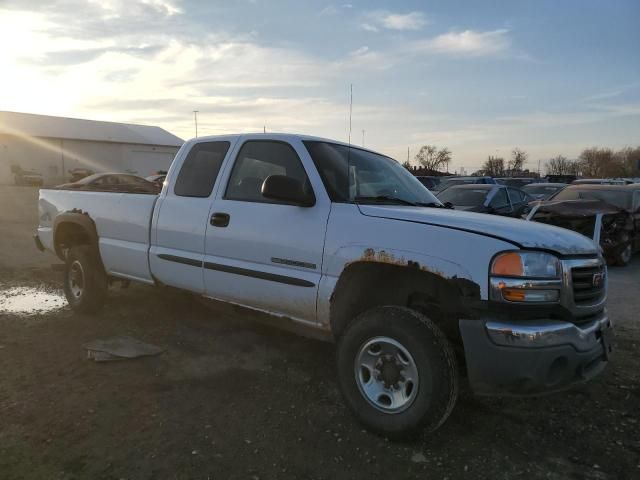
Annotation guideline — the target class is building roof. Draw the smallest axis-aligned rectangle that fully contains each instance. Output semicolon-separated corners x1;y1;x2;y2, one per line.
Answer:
0;111;183;147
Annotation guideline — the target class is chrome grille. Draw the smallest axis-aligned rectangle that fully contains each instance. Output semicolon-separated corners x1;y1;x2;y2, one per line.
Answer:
571;264;606;306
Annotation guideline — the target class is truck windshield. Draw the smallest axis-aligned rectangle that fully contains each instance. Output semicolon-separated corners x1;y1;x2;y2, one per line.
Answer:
304;141;442;206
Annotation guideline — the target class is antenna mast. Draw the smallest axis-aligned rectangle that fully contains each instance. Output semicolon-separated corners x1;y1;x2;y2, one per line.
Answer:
348;84;353;145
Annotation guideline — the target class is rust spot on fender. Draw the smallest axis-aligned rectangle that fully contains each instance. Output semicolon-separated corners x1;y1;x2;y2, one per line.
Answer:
358;248;445;276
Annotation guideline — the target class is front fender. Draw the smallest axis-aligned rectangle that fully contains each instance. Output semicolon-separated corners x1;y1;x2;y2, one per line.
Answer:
316;244;477;329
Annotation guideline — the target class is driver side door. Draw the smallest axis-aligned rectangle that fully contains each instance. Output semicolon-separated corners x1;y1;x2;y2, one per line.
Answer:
202;138;331;324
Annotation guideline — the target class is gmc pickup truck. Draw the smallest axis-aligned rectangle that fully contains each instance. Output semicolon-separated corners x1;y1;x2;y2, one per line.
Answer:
35;134;612;438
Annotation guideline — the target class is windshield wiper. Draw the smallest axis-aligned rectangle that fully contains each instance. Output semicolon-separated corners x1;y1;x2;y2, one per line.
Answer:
415;201;451;209
354;195;418;206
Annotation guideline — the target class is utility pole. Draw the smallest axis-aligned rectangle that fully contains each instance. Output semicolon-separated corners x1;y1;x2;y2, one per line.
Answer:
263;125;266;133
362;130;365;147
193;110;199;138
407;147;410;164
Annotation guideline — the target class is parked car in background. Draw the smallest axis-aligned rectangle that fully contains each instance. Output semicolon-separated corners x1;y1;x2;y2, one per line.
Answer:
436;184;532;217
528;184;640;266
68;168;94;182
415;176;441;190
146;173;167;186
56;173;160;194
496;177;538;188
546;174;577;184
572;178;632;185
430;176;496;192
12;166;44;186
522;182;567;200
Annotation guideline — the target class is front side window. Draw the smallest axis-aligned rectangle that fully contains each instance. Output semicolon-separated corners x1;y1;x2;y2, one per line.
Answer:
225;141;311;203
304;141;441;206
174;141;230;197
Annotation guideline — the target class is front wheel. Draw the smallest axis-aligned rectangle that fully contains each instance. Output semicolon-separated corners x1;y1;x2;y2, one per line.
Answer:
63;245;107;313
336;306;458;439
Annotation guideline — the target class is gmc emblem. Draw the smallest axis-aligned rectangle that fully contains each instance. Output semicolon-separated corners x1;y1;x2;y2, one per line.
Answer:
592;272;605;288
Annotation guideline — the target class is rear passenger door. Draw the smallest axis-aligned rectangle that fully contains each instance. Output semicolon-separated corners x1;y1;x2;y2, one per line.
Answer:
507;188;528;216
203;138;331;324
488;188;513;215
150;140;234;293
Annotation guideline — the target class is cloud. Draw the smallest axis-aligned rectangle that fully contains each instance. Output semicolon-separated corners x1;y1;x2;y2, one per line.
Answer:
362;10;428;32
414;29;510;56
319;3;353;16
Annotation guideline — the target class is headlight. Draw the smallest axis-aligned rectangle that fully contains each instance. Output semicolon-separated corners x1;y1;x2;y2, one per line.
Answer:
491;251;560;278
490;251;562;303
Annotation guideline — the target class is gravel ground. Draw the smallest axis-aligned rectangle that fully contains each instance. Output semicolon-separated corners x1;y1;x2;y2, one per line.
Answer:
0;185;639;480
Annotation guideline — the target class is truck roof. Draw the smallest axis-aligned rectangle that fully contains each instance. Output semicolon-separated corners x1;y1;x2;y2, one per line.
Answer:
187;133;390;157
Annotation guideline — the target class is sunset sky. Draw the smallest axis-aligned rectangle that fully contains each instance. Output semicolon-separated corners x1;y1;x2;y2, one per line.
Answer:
1;0;638;172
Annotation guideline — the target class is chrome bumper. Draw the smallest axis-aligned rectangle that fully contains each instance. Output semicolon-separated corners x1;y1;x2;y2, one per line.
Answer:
459;309;611;396
485;310;611;352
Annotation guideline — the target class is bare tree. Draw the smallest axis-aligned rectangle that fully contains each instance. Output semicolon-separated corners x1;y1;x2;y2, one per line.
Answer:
508;148;528;174
481;156;505;177
414;145;452;172
546;155;580;175
614;146;640;176
579;147;616;177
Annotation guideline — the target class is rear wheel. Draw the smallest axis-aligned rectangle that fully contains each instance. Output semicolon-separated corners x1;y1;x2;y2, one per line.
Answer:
63;245;107;313
336;306;458;439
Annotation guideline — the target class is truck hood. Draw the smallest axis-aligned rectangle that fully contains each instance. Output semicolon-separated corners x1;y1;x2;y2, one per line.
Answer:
358;205;598;256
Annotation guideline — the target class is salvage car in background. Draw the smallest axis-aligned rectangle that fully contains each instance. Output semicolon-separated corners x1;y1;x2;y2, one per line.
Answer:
572;178;632;185
68;168;95;182
496;177;537;188
146;172;168;186
522;182;566;200
436;184;532;217
528;184;640;266
430;176;496;192
415;175;441;190
56;173;160;194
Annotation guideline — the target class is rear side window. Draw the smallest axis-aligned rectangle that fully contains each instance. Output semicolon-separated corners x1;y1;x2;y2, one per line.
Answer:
490;188;509;207
225;141;311;203
174;141;230;197
507;188;526;204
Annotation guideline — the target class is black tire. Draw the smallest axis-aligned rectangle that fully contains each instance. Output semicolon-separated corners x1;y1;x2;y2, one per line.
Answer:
336;306;458;439
63;245;108;313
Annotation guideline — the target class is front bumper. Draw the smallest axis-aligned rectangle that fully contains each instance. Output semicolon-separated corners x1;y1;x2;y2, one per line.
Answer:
459;309;611;396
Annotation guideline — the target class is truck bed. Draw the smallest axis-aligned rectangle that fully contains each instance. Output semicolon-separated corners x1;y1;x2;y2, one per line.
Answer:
38;189;158;283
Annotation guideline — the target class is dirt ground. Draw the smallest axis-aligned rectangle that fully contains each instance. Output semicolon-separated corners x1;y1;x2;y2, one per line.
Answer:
1;185;639;480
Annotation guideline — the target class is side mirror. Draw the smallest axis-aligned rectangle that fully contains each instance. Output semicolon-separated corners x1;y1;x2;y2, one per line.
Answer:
261;175;315;207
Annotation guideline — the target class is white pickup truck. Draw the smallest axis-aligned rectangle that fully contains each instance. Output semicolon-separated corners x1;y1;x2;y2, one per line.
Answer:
36;134;612;438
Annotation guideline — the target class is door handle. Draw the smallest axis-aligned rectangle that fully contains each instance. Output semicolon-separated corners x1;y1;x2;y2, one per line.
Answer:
210;212;230;227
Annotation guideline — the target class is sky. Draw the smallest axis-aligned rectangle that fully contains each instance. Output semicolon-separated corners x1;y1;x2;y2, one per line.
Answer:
0;0;638;172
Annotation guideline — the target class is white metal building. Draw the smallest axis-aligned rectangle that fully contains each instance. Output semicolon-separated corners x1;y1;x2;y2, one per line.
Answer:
0;111;183;185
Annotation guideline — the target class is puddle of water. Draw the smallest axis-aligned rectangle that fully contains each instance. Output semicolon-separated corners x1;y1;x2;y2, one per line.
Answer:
0;286;67;315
